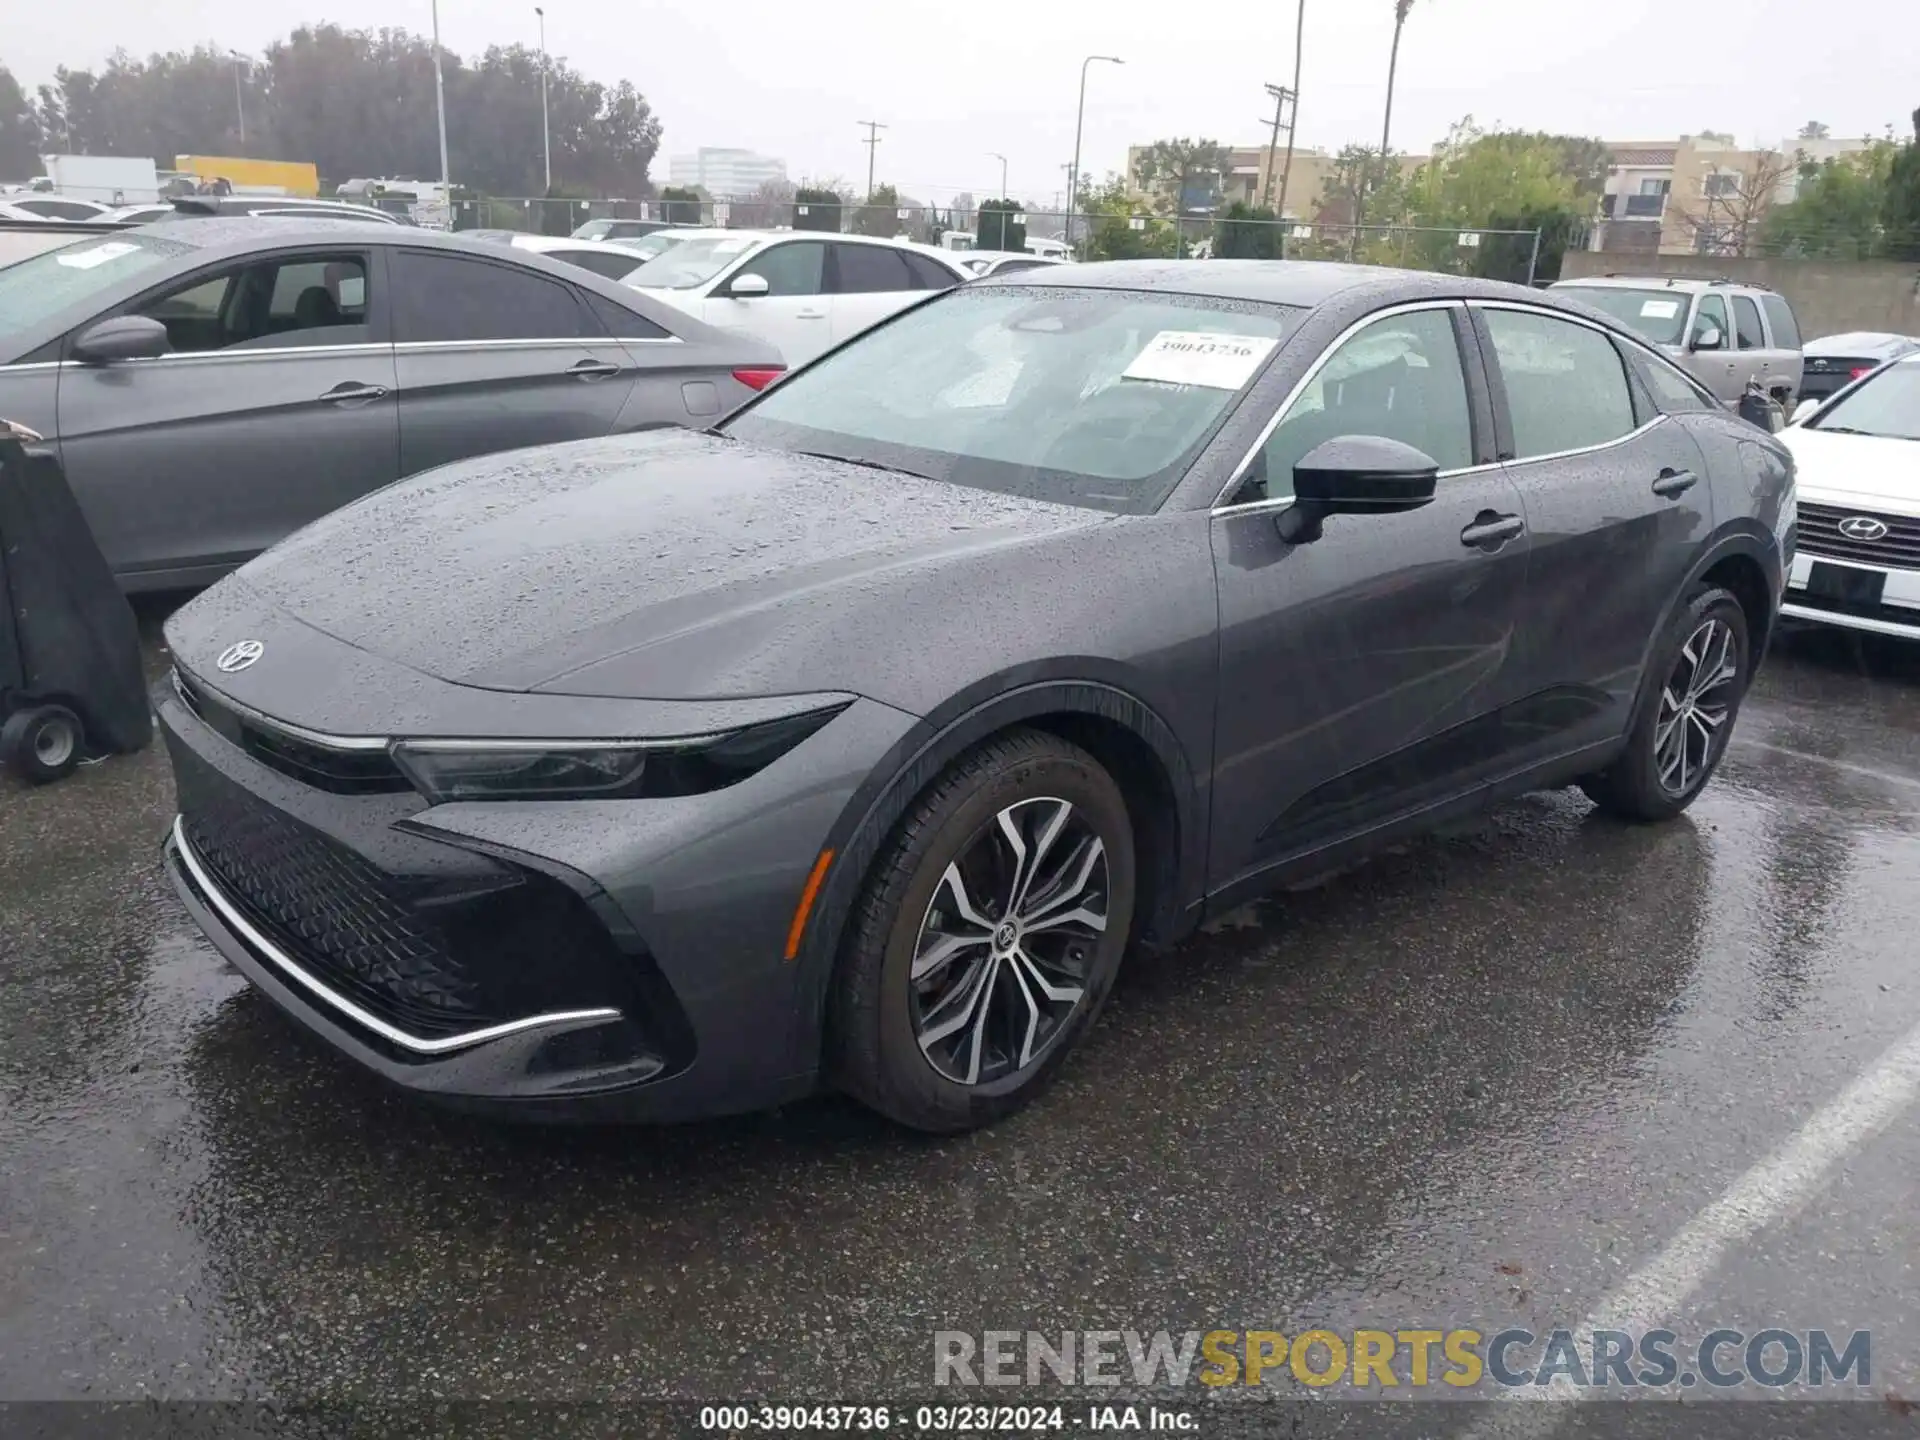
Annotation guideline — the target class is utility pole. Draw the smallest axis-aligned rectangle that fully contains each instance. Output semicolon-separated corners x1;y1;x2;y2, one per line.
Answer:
857;120;888;200
431;0;452;200
1275;0;1306;230
535;7;551;194
1259;83;1294;209
988;151;1008;199
228;52;247;146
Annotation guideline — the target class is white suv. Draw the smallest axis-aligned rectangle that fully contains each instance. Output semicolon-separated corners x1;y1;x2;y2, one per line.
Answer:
1778;353;1920;640
622;231;967;366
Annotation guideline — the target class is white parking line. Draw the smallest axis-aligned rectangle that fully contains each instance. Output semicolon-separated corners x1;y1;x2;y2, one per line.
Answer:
1463;1016;1920;1435
1731;735;1920;794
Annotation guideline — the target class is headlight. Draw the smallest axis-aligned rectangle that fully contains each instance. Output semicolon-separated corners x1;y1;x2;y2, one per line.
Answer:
390;707;845;803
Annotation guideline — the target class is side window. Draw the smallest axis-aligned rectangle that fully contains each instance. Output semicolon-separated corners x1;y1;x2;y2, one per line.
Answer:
1693;293;1730;349
1634;350;1719;413
735;241;826;297
133;255;370;353
901;251;963;290
831;243;915;295
1760;293;1801;349
583;290;671;341
1731;295;1765;350
1483;308;1636;459
1237;307;1472;504
388;250;591;342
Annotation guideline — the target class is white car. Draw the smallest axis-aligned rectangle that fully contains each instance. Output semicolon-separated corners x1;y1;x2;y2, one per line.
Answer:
949;249;1066;278
0;201;54;223
88;204;178;225
622;230;968;366
1779;352;1920;640
3;195;112;222
468;231;648;282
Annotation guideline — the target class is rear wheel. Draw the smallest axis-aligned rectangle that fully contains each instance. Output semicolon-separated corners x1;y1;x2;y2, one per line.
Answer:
1581;586;1749;821
1;704;84;785
831;729;1135;1132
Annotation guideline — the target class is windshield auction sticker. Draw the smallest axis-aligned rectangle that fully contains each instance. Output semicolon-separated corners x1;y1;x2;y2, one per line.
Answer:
1122;331;1278;390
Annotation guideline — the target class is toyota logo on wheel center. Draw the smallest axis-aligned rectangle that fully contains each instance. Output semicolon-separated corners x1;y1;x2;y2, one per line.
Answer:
1836;516;1890;542
215;639;265;673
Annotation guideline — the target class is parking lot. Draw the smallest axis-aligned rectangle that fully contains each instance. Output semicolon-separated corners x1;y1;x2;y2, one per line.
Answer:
3;610;1919;1430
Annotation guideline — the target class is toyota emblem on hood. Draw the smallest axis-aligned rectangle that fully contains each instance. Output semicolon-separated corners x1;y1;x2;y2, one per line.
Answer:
215;640;265;673
1837;516;1890;542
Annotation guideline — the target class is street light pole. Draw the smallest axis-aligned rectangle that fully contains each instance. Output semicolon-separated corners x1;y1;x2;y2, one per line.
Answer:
535;6;551;193
228;51;246;146
431;0;452;200
988;151;1007;198
1066;54;1122;246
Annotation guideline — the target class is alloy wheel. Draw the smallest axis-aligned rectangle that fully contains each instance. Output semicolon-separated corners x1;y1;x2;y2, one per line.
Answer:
1654;617;1740;796
909;796;1110;1087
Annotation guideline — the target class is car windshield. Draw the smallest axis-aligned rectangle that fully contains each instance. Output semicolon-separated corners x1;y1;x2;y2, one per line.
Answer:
1556;286;1691;346
624;236;762;289
0;232;193;343
571;219;613;240
723;285;1306;512
1805;360;1920;441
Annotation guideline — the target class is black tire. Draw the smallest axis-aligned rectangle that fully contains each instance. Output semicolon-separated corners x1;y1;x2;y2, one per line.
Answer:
1581;586;1750;822
1;704;84;785
830;728;1136;1133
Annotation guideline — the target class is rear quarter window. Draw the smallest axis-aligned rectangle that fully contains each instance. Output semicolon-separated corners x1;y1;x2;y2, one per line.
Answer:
1759;293;1801;349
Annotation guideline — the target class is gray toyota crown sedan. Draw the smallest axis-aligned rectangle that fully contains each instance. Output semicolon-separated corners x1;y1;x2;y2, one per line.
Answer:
156;260;1794;1132
0;219;781;591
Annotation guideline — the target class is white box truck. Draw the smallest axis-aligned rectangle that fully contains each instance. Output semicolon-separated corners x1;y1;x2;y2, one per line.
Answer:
43;155;162;205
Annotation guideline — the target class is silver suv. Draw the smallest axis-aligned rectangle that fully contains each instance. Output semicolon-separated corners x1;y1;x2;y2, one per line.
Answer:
1549;275;1803;407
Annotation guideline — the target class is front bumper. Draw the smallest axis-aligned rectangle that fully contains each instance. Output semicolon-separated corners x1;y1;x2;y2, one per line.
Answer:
156;667;919;1121
1781;504;1920;642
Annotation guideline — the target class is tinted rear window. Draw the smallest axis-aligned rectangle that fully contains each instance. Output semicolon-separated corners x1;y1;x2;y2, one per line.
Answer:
389;250;592;342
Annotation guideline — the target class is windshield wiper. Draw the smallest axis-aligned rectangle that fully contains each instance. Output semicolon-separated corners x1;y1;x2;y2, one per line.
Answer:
1813;425;1914;440
792;449;934;481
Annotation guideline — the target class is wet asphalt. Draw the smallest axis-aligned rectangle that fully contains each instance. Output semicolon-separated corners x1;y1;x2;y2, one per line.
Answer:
3;609;1920;1434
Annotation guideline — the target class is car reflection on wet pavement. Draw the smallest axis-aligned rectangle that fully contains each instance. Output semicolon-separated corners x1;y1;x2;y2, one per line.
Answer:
2;612;1918;1425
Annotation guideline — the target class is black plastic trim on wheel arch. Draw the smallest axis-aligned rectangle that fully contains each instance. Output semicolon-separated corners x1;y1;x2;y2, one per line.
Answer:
788;680;1196;1069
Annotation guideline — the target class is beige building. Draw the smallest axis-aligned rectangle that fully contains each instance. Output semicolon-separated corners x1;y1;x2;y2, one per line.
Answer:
1589;133;1876;257
1123;143;1426;223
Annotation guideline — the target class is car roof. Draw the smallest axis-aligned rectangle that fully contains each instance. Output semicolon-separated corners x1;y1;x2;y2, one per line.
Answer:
1804;331;1920;356
983;258;1567;310
1552;274;1777;297
508;233;644;256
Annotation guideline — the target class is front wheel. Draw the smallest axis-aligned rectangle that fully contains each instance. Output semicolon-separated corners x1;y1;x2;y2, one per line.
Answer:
830;729;1136;1133
1581;586;1750;822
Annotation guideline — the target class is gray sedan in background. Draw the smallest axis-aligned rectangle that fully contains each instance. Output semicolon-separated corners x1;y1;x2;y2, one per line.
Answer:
0;219;782;591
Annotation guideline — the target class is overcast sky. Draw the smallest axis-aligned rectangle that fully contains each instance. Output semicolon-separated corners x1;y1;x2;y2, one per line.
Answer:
8;0;1913;205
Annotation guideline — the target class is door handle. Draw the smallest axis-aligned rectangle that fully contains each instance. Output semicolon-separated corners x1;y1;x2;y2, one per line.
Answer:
567;359;622;381
318;382;389;405
1460;512;1525;549
1652;467;1699;498
796;309;828;320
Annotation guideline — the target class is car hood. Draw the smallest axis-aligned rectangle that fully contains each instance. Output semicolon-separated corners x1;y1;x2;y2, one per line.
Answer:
1780;425;1920;516
228;429;1104;698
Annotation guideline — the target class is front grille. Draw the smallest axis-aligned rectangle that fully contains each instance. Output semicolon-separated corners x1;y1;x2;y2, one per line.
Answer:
181;791;498;1038
1795;502;1920;570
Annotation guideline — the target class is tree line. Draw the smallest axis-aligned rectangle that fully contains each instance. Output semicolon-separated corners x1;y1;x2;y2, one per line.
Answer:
0;24;662;198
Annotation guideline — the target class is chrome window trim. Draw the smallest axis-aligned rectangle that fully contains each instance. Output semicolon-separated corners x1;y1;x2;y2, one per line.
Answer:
1211;299;1470;514
169;817;622;1055
392;336;679;351
172;666;390;752
108;342;391;365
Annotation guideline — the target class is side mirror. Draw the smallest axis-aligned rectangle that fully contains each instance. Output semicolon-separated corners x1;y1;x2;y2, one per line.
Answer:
1691;323;1725;353
1790;396;1822;425
1278;435;1439;544
725;272;770;299
72;315;170;364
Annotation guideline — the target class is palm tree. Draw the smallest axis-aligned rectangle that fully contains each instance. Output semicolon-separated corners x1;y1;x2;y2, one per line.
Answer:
1359;0;1418;233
